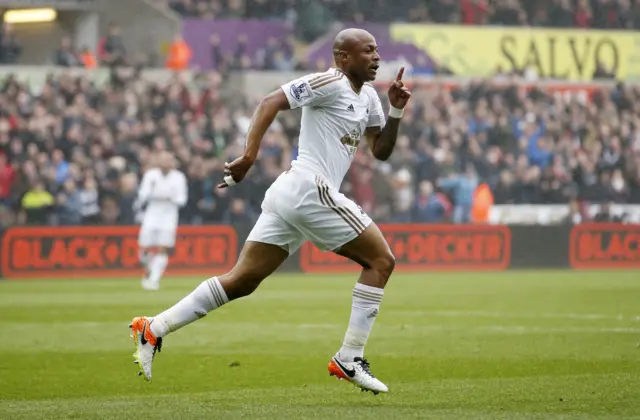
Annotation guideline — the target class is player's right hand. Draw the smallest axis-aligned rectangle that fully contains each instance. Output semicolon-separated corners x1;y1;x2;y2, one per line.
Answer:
217;155;255;189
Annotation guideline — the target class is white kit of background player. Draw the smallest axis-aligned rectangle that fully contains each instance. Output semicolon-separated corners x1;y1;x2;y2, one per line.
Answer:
135;151;188;290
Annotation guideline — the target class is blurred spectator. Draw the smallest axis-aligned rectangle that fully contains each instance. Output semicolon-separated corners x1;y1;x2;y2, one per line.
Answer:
574;0;593;27
209;34;225;71
80;47;98;69
56;178;82;225
392;168;414;222
100;195;121;224
51;149;70;185
223;197;255;225
0;23;22;64
493;170;516;204
99;23;127;67
350;164;377;216
54;37;80;67
166;34;192;71
438;166;479;224
549;0;574;26
461;0;490;24
593;201;626;222
0;153;15;204
296;1;334;43
471;182;494;223
20;180;54;225
79;176;101;225
185;155;207;224
0;203;15;230
561;198;584;224
609;168;630;202
118;172;139;225
412;180;447;223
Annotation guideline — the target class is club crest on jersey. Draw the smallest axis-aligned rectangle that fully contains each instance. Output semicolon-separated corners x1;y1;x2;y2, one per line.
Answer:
340;127;362;157
290;81;311;102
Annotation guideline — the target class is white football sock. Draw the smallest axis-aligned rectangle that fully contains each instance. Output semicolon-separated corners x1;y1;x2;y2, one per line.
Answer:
139;250;150;268
148;253;168;285
150;277;229;338
338;283;384;362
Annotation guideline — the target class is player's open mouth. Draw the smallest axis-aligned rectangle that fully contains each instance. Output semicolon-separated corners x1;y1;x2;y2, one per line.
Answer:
369;66;379;73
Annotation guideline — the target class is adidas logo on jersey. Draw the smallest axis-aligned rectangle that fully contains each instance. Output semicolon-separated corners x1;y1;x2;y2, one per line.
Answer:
347;104;355;112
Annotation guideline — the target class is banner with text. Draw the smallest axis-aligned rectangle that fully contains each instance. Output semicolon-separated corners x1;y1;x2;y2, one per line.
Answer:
390;24;640;81
570;223;640;269
0;224;638;279
0;226;237;279
300;224;511;273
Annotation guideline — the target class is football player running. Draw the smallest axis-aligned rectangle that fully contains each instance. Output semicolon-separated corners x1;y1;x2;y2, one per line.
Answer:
129;28;411;394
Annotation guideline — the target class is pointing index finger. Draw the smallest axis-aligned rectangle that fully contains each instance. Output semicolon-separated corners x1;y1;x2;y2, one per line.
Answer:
396;67;405;81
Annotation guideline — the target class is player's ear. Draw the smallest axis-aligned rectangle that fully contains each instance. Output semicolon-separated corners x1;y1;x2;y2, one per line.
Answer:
335;50;348;64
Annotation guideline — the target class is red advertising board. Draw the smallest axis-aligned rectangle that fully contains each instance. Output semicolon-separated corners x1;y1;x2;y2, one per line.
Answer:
570;224;640;269
1;225;237;279
300;224;511;273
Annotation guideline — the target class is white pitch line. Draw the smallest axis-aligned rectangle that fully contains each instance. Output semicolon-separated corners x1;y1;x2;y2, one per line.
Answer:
389;310;640;322
477;325;640;334
293;323;640;334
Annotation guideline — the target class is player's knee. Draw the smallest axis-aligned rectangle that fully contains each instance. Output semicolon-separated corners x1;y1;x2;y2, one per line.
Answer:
371;250;395;279
219;270;265;299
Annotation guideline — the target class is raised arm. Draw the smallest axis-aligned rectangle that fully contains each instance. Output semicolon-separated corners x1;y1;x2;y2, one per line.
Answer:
364;67;411;161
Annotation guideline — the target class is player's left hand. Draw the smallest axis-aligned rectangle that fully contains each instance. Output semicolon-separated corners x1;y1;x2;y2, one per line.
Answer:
387;67;411;109
217;155;254;189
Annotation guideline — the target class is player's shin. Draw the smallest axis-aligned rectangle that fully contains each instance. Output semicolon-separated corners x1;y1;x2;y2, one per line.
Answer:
338;283;384;362
139;249;150;267
150;277;229;338
139;250;153;278
148;253;168;285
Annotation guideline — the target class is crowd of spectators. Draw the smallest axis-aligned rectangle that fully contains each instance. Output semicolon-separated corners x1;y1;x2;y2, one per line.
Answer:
0;68;638;228
166;0;640;30
53;23;127;69
208;34;304;73
351;79;640;223
0;22;128;69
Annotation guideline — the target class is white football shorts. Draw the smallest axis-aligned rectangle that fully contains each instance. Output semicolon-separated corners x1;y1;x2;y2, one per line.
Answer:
247;169;372;255
138;224;177;248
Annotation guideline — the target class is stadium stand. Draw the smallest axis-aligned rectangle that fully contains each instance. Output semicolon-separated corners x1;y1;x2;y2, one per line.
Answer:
0;69;638;228
167;0;640;29
0;0;638;228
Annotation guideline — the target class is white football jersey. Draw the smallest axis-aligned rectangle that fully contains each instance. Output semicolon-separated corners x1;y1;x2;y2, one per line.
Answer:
281;68;386;189
137;168;188;230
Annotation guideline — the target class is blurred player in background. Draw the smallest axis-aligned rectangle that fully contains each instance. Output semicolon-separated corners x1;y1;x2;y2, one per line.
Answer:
135;151;188;291
129;28;411;394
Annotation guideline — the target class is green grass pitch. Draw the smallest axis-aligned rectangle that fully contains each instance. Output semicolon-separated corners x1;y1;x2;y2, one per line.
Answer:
1;270;639;419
